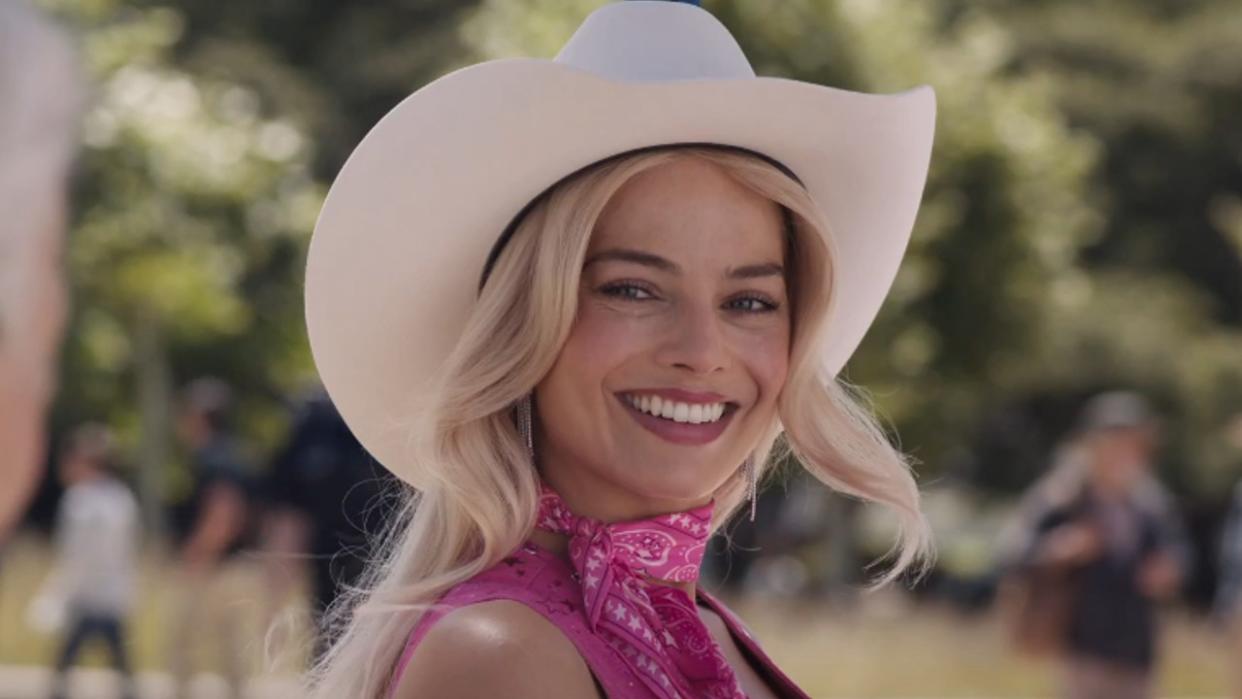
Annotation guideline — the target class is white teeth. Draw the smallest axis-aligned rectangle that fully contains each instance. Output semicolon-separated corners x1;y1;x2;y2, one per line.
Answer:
623;393;728;424
673;403;689;422
660;400;675;420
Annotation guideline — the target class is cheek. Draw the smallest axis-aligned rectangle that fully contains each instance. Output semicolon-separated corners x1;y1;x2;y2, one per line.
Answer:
567;303;651;366
545;301;654;400
739;328;790;406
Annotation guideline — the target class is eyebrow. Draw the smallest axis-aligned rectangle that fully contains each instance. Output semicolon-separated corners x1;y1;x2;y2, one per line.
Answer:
583;248;784;280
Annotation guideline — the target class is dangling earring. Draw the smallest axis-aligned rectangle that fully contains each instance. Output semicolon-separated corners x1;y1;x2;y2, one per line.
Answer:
515;392;535;461
744;456;757;522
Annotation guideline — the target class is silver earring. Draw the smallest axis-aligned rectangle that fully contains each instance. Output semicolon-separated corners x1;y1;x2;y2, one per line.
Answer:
516;393;534;461
744;456;757;522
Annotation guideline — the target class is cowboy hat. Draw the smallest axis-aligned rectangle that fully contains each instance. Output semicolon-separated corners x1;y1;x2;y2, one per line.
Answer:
305;0;937;480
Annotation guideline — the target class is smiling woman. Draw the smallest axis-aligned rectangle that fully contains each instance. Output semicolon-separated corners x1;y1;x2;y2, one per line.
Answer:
536;156;796;524
300;2;937;698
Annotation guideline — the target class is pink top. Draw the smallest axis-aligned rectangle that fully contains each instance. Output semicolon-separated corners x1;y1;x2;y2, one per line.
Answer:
389;540;811;698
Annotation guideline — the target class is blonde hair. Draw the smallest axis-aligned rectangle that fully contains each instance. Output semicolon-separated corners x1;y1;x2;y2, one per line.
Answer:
302;147;932;698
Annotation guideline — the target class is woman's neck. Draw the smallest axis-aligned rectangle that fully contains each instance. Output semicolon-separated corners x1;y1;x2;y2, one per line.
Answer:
538;456;714;524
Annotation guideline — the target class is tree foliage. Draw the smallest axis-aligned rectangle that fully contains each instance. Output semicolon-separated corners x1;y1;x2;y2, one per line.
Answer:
37;0;1242;516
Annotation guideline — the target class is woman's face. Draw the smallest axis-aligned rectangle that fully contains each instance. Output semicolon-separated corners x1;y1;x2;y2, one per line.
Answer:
535;157;791;521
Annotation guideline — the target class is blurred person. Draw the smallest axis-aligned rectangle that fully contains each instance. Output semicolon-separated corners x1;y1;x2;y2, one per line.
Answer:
167;377;256;699
30;424;140;699
261;385;392;661
1002;391;1192;699
0;0;82;543
1217;480;1242;697
300;2;938;697
1212;414;1242;697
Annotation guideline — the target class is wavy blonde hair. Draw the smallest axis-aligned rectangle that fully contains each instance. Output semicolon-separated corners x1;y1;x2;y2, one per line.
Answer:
302;146;933;698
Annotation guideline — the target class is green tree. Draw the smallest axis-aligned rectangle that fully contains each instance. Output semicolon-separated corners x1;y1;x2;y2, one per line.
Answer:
976;0;1242;497
46;0;322;530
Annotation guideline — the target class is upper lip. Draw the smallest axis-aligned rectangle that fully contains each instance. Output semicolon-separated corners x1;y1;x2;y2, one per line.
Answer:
619;388;735;405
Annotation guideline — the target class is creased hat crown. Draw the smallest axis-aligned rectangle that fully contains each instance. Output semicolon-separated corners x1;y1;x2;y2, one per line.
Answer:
555;1;755;81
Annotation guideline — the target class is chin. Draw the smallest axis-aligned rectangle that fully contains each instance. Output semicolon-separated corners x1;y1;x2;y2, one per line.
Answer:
620;463;730;508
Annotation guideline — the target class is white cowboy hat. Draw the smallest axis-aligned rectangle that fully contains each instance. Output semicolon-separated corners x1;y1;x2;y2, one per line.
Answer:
305;0;937;479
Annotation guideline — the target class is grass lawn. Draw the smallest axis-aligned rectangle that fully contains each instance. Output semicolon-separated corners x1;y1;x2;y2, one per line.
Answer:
0;535;313;678
2;534;1233;697
729;593;1231;697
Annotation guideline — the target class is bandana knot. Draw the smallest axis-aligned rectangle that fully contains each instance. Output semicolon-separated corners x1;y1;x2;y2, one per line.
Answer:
535;483;745;699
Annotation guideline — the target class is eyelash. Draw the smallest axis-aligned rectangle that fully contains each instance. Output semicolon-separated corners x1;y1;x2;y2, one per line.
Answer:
598;281;781;314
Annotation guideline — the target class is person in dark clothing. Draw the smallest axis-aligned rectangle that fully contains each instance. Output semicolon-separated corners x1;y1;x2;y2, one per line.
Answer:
1212;415;1242;697
263;385;395;659
168;377;255;699
1003;391;1191;699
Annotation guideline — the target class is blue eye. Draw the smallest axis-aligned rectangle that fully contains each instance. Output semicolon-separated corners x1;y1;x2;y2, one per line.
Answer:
600;282;656;300
728;295;780;314
598;282;780;314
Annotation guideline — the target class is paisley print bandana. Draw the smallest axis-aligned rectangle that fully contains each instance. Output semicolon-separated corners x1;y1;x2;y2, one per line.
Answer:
535;483;746;699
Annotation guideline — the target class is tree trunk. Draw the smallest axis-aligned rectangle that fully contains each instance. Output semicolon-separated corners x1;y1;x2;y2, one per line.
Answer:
133;309;171;540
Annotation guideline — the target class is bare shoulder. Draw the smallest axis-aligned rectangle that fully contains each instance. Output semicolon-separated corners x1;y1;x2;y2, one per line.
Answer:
391;599;600;699
698;604;730;636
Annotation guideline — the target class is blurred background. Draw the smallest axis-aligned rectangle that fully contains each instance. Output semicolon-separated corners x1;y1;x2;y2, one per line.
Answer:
2;0;1241;697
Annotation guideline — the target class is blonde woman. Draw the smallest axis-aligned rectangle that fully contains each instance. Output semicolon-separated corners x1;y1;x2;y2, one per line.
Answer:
302;1;938;697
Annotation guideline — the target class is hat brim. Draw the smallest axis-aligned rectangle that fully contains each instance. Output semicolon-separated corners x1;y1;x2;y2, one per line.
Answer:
306;57;936;481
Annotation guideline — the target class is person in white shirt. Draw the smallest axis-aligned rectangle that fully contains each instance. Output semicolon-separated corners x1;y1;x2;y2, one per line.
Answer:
41;424;140;699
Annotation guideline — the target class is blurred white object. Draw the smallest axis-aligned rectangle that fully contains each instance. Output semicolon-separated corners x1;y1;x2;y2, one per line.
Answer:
0;0;83;539
25;586;68;634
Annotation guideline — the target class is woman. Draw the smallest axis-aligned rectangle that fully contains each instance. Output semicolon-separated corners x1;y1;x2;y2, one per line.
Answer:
302;1;938;696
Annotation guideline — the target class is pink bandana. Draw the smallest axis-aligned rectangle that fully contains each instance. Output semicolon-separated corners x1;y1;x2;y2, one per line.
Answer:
535;483;746;699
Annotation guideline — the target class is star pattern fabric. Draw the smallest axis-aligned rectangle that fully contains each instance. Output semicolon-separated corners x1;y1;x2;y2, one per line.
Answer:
535;483;746;699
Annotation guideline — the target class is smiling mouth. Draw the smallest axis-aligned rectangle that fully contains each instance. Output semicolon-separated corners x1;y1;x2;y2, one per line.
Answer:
616;392;740;425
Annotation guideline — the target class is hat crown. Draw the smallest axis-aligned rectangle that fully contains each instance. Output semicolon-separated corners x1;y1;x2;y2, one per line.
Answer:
554;1;755;81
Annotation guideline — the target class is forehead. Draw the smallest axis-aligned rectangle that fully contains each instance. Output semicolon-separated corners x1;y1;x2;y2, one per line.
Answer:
589;157;785;264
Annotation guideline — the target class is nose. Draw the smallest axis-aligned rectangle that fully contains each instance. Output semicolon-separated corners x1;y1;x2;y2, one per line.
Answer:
653;300;729;376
